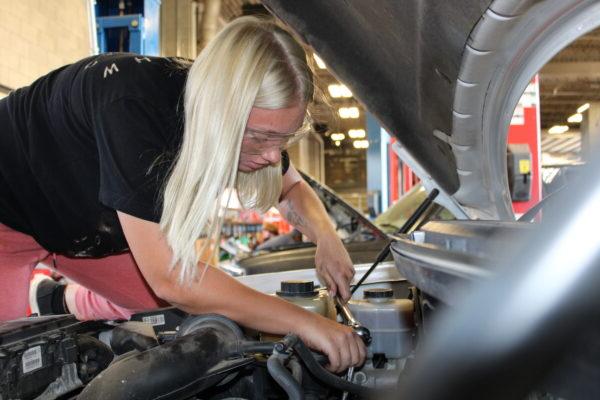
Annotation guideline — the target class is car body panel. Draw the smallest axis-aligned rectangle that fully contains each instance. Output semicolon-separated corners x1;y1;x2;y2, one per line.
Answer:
225;239;390;276
222;172;392;276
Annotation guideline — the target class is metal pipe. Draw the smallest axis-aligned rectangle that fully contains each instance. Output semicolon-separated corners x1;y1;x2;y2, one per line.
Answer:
351;188;439;295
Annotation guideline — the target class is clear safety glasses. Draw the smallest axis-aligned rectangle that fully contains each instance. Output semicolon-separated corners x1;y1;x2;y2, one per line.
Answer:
241;116;313;155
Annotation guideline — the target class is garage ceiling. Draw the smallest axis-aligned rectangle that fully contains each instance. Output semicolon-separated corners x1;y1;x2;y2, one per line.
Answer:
539;27;600;130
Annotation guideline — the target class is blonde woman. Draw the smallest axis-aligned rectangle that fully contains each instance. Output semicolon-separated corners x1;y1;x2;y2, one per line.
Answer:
0;17;365;371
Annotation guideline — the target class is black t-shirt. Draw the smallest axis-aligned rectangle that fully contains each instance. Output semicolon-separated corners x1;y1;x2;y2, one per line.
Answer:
0;53;289;257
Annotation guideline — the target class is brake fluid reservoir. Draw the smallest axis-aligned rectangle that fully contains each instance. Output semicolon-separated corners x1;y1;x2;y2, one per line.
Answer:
348;288;414;358
275;280;336;320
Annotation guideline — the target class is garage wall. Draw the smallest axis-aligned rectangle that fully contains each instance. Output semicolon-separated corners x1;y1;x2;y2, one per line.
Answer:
0;0;94;94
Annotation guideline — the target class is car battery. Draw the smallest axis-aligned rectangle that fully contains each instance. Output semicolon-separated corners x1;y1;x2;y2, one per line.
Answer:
0;315;112;400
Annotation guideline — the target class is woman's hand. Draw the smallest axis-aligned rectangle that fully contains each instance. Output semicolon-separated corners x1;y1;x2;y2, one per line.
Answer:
315;236;355;302
298;314;367;373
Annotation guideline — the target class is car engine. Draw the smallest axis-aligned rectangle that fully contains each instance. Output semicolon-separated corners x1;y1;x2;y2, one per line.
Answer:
0;279;416;400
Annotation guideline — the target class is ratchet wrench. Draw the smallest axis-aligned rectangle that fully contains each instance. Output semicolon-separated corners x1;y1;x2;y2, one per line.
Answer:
334;296;371;400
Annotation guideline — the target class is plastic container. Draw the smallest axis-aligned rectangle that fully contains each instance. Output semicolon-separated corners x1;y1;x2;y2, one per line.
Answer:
275;280;336;320
261;280;337;342
348;288;415;358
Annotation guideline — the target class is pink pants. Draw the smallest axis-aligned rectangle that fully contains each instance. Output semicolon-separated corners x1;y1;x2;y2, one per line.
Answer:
0;223;167;322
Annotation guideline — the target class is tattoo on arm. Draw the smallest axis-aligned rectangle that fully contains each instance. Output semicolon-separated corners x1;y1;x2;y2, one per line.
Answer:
285;200;306;228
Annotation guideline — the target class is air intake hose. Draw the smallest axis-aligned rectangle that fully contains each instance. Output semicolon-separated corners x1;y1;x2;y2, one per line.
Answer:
79;318;250;400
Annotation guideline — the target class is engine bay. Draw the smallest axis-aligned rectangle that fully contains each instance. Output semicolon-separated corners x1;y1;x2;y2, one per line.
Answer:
0;279;417;400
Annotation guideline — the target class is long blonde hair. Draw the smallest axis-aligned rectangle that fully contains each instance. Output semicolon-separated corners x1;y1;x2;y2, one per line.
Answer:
160;16;314;283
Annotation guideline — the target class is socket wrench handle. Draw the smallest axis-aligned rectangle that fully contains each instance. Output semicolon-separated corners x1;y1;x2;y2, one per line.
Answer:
334;296;372;345
335;296;367;400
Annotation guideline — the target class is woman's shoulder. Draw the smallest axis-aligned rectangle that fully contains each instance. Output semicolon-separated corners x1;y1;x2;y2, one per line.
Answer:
73;53;188;109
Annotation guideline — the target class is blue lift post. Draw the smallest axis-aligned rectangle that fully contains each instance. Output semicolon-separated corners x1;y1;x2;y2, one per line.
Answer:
95;0;161;55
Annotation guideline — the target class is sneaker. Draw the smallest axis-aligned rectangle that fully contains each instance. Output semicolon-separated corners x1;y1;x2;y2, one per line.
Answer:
29;273;68;316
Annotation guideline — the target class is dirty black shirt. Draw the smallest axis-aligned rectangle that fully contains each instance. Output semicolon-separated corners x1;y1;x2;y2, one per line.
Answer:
0;53;187;257
0;53;291;258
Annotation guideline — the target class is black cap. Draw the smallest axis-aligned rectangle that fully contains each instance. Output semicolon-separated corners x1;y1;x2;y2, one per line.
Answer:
277;280;318;297
364;288;394;299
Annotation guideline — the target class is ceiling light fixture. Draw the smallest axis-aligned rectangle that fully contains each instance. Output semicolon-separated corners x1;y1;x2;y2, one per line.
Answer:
353;140;369;149
548;125;569;135
328;84;353;98
338;107;360;119
567;113;583;124
313;54;326;69
334;140;341;147
577;103;590;114
330;133;345;141
348;129;366;139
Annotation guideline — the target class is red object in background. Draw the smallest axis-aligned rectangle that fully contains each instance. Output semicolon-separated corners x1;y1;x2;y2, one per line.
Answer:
262;208;292;234
401;164;419;196
276;220;292;234
508;75;542;216
238;209;263;224
389;138;399;205
388;137;420;206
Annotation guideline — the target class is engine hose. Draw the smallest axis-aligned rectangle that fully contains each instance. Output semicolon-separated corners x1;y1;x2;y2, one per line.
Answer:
236;341;275;354
288;357;303;384
267;354;305;400
292;339;373;397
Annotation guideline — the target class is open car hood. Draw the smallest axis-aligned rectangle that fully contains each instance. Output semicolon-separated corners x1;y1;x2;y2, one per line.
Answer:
263;0;524;220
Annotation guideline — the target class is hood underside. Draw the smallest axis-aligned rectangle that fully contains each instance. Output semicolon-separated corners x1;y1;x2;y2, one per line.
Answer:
262;0;492;194
263;0;516;219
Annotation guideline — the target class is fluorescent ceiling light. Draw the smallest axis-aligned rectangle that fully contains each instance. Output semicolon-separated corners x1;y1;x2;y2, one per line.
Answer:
577;103;590;113
338;107;360;119
353;139;369;149
548;125;569;134
313;54;326;69
330;133;345;141
348;129;366;139
328;84;353;98
567;113;583;123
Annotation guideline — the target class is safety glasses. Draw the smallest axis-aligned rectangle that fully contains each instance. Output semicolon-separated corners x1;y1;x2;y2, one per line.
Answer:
241;116;313;155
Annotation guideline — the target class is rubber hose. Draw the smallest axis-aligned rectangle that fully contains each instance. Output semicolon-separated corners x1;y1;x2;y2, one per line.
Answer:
237;341;275;354
292;340;372;396
288;357;303;385
267;354;305;400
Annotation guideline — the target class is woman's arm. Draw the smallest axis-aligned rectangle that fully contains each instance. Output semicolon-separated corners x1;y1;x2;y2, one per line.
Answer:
277;165;355;301
117;211;365;372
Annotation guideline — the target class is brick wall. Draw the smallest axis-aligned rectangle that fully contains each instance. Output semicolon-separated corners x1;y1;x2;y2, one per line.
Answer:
0;0;93;95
